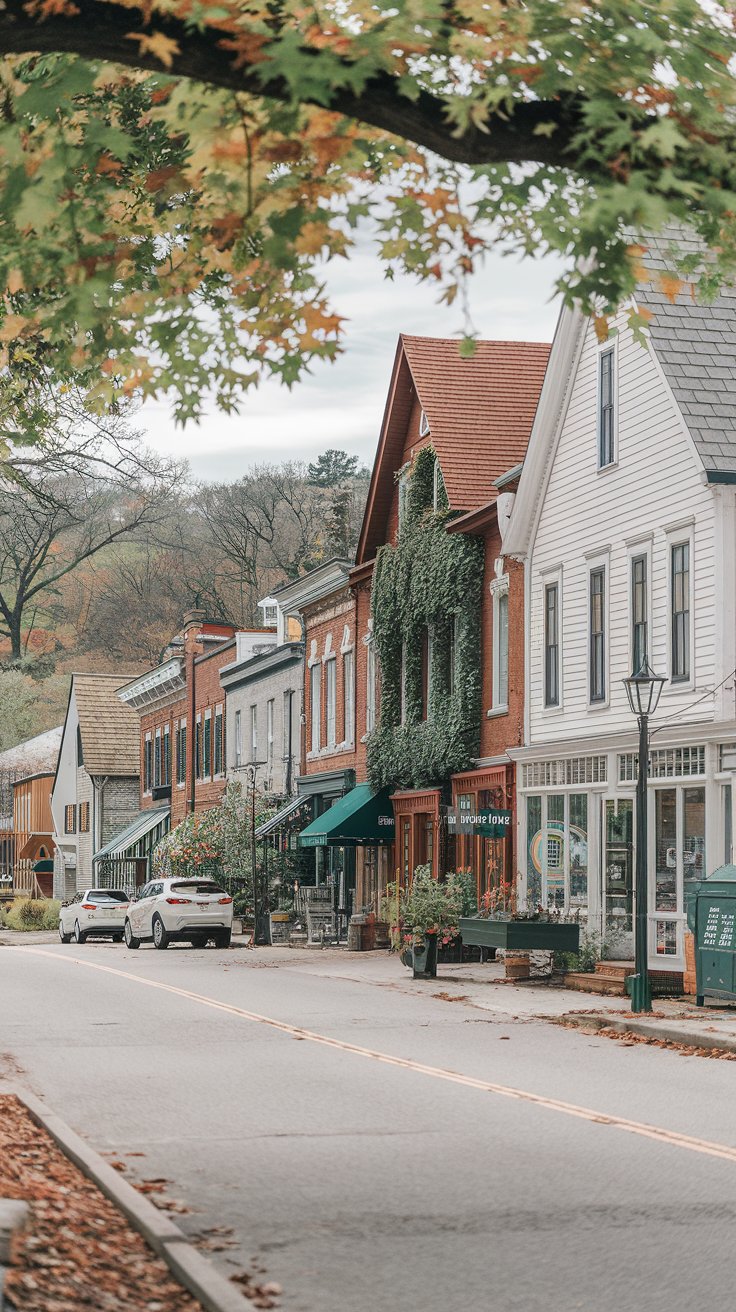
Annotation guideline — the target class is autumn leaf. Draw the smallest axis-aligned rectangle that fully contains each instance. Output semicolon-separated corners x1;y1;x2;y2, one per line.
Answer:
127;30;181;69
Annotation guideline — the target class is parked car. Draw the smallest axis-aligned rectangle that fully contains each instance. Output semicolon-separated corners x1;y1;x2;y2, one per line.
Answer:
59;889;130;944
123;878;233;950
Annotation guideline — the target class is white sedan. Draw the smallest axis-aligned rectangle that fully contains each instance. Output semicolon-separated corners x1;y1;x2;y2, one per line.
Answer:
59;889;130;944
123;878;233;950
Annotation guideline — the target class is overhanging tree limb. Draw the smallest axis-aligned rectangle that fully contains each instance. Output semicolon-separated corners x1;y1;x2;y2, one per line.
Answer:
0;0;584;168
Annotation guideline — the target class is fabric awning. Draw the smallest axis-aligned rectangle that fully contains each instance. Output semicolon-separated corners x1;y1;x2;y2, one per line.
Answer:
93;805;170;861
298;785;395;848
33;859;54;873
255;794;311;839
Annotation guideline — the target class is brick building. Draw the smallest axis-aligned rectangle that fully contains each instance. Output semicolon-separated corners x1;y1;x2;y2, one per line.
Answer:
348;333;550;911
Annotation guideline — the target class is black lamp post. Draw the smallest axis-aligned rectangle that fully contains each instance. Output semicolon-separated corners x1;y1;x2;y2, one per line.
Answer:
622;660;666;1013
240;761;269;946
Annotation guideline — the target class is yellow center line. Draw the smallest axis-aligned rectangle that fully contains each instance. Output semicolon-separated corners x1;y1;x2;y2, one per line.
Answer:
12;944;736;1165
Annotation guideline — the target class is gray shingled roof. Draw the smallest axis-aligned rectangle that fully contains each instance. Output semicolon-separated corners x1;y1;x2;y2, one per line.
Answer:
636;236;736;481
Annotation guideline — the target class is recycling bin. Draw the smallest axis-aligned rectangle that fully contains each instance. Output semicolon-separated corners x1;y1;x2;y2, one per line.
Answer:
687;863;736;1006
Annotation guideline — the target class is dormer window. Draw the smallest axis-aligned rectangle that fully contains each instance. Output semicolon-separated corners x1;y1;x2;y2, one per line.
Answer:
419;410;430;437
258;596;279;629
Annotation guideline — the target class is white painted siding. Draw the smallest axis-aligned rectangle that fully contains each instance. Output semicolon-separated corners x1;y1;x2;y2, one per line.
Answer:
529;313;721;745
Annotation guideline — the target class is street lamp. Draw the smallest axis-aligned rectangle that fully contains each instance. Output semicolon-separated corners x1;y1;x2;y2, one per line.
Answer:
622;660;666;1013
239;761;269;946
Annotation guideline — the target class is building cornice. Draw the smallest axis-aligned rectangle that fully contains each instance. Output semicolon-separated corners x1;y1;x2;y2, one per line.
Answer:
118;658;186;711
219;642;303;691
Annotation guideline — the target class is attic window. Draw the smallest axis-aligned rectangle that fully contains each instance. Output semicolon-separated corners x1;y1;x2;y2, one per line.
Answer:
419;410;430;438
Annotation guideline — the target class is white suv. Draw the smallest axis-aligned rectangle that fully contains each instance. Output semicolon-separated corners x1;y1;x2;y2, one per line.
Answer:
59;889;129;944
123;878;233;950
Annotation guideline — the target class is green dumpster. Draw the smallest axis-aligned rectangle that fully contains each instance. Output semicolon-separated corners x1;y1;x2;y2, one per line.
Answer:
687;863;736;1006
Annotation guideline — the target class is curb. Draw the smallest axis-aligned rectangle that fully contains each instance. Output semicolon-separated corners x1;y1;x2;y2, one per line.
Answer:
0;1084;248;1312
561;1012;736;1054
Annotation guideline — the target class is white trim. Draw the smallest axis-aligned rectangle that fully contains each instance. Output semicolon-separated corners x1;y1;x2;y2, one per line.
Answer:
542;568;563;713
321;632;334;663
340;624;353;655
490;575;509;713
586;552;610;710
596;337;618;472
665;523;695;692
627;538;653;679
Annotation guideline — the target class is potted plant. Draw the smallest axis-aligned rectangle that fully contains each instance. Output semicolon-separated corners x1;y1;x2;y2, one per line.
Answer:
385;865;464;979
459;883;581;954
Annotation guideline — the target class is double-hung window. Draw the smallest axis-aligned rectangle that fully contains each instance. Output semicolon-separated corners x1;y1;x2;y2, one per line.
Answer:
492;583;509;710
203;709;212;779
195;715;202;780
64;803;76;834
214;706;223;776
267;699;274;766
310;664;321;752
544;582;560;708
589;568;606;703
250;705;258;762
163;724;171;786
144;734;153;792
671;542;690;681
326;659;337;749
234;709;242;768
366;639;376;736
632;554;648;673
343;649;355;744
153;729;162;788
598;347;615;468
176;719;186;785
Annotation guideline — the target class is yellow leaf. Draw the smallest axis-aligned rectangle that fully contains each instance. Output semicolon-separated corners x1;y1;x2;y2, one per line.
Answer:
657;271;686;304
127;30;181;70
593;315;610;343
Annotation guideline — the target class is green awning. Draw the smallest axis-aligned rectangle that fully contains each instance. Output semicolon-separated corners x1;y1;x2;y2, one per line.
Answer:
298;785;395;848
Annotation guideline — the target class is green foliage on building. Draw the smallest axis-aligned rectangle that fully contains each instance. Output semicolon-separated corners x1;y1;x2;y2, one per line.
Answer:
367;446;483;792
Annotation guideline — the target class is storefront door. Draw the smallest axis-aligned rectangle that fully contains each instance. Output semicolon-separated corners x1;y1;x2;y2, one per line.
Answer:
649;785;705;972
602;799;633;957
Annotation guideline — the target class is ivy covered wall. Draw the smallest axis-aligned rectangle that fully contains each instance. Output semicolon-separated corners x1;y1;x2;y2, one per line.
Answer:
367;445;484;791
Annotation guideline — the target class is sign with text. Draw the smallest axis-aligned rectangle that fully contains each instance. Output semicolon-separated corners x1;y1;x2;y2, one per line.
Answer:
701;901;736;952
446;808;512;839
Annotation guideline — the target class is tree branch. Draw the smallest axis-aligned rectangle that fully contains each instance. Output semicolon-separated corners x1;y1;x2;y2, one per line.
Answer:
0;0;584;169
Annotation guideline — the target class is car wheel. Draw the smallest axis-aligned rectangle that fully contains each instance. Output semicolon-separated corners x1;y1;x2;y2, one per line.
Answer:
124;919;140;950
152;914;170;950
58;922;71;944
112;933;124;943
214;929;232;949
73;920;87;945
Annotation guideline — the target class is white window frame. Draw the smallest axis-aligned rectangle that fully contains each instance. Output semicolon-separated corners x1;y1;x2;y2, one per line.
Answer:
343;648;355;745
665;521;695;691
626;535;653;678
586;551;610;710
234;708;242;768
267;699;274;766
432;459;444;510
597;339;618;471
250;704;258;763
154;727;162;789
326;656;337;749
489;576;509;716
419;409;430;438
541;567;563;712
310;661;321;753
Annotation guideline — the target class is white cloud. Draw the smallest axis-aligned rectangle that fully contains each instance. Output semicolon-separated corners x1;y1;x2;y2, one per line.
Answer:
139;241;566;482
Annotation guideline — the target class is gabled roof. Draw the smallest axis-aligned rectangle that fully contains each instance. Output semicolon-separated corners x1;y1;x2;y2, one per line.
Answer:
0;726;62;778
357;334;550;563
636;241;736;481
73;673;140;777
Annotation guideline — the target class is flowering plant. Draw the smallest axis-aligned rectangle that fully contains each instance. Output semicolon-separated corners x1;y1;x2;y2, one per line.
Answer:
382;865;466;949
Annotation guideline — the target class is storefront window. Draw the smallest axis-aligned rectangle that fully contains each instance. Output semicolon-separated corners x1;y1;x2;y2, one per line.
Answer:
683;787;705;885
605;799;633;933
655;919;678;957
402;819;411;888
526;795;542;906
569;794;588;909
655;789;677;911
425;817;434;873
457;793;473;873
546;794;565;909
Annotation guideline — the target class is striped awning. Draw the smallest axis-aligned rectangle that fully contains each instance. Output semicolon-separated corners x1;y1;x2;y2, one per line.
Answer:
255;794;311;839
93;805;170;861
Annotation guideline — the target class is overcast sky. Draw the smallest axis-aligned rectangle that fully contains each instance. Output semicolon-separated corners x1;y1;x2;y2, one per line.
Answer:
139;239;567;482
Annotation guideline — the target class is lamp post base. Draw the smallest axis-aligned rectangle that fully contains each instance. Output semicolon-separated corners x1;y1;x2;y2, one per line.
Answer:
626;972;652;1013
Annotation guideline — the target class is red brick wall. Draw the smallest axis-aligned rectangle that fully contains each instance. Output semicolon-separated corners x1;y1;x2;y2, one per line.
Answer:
353;576;374;783
384;396;431;545
138;629;235;823
303;588;358;778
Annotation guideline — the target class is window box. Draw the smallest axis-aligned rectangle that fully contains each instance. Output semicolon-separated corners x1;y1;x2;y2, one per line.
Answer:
458;917;580;953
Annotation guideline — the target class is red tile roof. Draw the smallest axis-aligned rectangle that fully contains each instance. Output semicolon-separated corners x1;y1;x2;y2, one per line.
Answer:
401;335;550;510
356;334;550;563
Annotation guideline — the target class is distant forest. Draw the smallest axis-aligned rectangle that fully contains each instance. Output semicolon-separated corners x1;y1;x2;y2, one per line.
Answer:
0;405;369;749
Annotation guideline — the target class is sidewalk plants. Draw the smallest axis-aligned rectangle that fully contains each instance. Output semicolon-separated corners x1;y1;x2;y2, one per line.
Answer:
384;865;467;979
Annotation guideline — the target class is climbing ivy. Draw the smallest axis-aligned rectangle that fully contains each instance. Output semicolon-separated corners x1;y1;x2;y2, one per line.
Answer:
368;447;483;792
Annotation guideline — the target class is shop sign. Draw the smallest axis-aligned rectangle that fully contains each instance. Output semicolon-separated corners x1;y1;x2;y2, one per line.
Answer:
446;808;512;838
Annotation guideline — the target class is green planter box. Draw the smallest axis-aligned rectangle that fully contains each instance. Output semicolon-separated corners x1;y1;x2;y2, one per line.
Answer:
459;917;580;953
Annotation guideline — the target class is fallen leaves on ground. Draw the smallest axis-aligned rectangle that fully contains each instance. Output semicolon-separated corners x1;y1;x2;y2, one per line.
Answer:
0;1095;204;1312
557;1020;736;1059
230;1271;282;1308
432;992;470;1003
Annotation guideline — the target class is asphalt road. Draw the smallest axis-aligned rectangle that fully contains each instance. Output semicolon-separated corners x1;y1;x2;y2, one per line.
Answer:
3;940;736;1312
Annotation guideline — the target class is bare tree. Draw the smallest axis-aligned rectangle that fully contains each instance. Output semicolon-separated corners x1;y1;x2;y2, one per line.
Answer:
0;409;183;664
